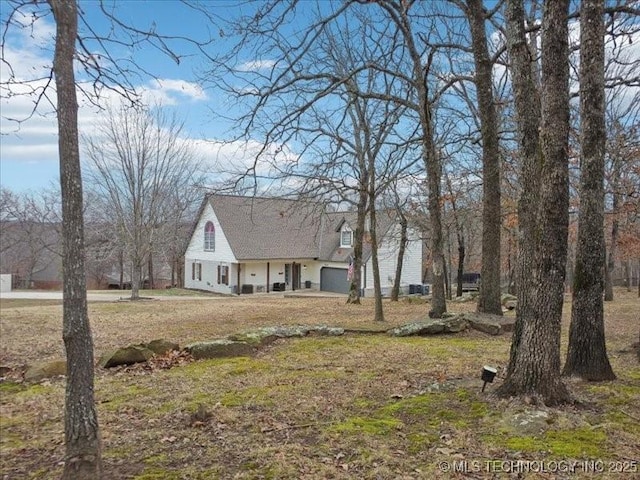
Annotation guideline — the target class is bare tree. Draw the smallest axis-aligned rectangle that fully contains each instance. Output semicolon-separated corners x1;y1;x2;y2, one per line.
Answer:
369;0;448;318
603;12;640;300
0;187;61;287
2;2;217;477
461;0;503;315
564;0;616;381
496;0;572;405
47;1;103;477
84;105;202;300
204;4;418;310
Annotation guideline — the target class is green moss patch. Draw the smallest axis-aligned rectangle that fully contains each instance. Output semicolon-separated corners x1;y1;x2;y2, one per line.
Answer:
173;356;271;380
487;427;609;458
0;382;25;395
330;416;403;436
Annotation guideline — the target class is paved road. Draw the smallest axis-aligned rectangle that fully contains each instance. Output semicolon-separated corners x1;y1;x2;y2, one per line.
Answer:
0;290;344;302
0;291;225;302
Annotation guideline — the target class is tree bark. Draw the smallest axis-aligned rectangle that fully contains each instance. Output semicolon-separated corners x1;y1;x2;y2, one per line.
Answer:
564;0;616;382
147;250;154;290
456;231;465;298
49;0;102;478
604;159;621;301
497;0;572;405
347;181;368;305
391;214;408;301
500;0;543;374
369;171;384;322
131;258;141;300
370;1;446;317
466;0;502;316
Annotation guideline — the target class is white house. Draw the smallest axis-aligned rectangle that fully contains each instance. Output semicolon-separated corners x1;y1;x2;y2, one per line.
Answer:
183;194;423;296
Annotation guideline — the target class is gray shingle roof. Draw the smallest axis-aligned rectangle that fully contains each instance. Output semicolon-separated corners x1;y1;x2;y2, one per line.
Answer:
208;195;330;261
203;194;396;262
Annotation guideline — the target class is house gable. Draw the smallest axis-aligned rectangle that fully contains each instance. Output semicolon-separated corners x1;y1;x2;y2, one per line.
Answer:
185;202;237;264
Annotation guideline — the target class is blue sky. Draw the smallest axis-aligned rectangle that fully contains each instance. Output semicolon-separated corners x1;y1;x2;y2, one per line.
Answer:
1;1;638;195
0;0;263;193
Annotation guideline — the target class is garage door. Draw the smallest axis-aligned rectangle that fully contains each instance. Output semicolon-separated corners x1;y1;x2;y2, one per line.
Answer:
320;267;349;294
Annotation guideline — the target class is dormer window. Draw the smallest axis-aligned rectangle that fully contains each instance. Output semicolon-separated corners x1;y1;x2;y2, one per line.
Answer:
341;226;353;247
204;221;215;251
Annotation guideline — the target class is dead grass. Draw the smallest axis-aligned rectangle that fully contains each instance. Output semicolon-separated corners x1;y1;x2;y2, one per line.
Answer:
0;289;638;479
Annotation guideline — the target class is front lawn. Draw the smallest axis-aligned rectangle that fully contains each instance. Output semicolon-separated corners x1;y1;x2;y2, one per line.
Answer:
0;290;638;479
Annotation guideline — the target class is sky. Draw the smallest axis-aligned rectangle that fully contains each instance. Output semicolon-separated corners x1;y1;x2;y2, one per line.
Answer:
1;1;638;195
0;0;270;193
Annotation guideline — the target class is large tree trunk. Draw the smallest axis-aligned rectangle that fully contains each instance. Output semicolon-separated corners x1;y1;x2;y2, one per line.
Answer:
564;0;615;381
376;1;446;318
347;182;368;305
497;0;572;405
456;230;465;298
391;215;408;302
604;164;620;301
445;228;453;300
118;249;124;289
131;258;142;300
426;149;447;317
49;0;102;478
500;0;543;375
147;250;154;290
369;175;384;322
467;0;502;316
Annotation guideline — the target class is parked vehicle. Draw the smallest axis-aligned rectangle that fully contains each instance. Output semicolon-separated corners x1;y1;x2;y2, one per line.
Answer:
459;272;481;292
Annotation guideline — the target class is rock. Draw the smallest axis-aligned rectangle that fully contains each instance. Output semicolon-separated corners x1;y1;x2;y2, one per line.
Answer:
145;339;179;355
465;313;503;336
265;325;311;338
388;315;469;337
308;325;345;336
504;300;517;311
228;331;279;347
228;325;321;346
185;340;255;360
501;293;517;304
24;359;66;382
99;345;154;368
497;316;516;332
465;313;516;335
453;294;475;303
499;410;551;436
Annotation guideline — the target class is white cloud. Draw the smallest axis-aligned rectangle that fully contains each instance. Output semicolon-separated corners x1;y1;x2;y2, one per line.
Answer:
1;16;210;178
236;59;276;72
1;143;58;160
144;78;208;104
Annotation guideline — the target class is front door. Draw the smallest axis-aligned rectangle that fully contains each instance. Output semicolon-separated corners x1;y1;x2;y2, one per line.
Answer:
292;263;301;290
286;263;301;290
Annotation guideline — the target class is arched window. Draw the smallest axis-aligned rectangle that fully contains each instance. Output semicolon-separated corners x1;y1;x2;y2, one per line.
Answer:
204;221;215;251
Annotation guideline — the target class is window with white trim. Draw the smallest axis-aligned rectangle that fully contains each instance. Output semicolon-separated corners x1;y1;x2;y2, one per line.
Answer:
217;265;229;285
340;226;353;247
191;262;202;281
204;221;215;251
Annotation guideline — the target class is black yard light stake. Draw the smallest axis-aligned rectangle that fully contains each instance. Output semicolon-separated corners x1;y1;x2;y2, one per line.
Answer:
481;366;497;392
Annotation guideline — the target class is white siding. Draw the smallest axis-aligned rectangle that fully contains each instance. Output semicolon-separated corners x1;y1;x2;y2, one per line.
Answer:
185;203;237;264
184;203;237;293
363;226;422;296
0;274;12;292
184;201;335;293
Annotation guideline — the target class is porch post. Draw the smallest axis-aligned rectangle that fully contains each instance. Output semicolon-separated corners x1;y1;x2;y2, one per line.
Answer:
267;262;270;293
237;263;241;296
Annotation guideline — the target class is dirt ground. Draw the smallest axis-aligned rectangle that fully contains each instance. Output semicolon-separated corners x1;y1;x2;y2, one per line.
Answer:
0;289;638;479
